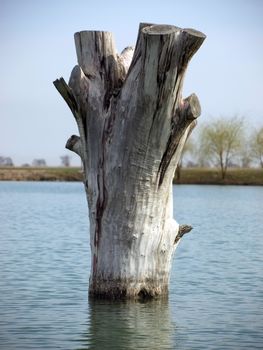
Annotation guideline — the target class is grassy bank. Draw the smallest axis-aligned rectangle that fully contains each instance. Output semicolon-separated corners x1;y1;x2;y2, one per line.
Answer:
173;168;263;185
0;167;83;182
0;167;262;185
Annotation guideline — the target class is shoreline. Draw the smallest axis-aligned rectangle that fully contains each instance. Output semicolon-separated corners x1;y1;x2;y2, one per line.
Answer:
174;168;263;186
0;167;83;182
0;167;262;186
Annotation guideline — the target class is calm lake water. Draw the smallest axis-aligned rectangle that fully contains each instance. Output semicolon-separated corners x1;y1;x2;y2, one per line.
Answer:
0;182;262;349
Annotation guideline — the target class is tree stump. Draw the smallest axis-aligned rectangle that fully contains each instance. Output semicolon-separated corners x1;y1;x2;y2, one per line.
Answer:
54;23;206;299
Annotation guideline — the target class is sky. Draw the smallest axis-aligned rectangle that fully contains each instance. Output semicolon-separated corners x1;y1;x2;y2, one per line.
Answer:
1;0;263;166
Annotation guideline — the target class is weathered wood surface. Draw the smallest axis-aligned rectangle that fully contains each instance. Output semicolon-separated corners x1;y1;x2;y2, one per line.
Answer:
54;23;205;299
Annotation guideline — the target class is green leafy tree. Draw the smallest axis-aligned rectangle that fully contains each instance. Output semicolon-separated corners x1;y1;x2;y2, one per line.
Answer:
199;116;244;179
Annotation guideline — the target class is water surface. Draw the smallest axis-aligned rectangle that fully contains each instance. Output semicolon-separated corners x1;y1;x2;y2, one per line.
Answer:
0;182;262;349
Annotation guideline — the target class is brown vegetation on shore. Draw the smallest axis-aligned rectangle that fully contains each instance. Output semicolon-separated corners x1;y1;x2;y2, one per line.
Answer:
0;167;83;182
174;168;263;185
0;167;262;185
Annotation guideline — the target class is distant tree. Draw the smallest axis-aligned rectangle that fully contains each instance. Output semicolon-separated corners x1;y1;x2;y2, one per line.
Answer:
175;138;194;180
195;149;211;168
32;159;46;167
60;155;71;167
5;157;14;166
0;156;14;167
240;145;252;168
250;127;263;168
199;116;244;179
193;129;211;168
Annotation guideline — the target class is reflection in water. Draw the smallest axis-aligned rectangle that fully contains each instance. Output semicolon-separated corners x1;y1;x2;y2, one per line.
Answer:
78;299;175;350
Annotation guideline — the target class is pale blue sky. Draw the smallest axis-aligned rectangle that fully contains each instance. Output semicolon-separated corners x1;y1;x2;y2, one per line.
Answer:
1;0;263;166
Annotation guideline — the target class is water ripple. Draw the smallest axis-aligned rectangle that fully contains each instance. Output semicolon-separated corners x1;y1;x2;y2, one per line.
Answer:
0;182;262;349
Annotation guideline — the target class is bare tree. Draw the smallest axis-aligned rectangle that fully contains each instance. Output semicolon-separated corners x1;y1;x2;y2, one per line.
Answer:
240;145;252;168
175;137;195;180
60;155;71;167
32;159;46;167
250;127;263;168
0;156;14;167
199;117;244;179
54;23;205;299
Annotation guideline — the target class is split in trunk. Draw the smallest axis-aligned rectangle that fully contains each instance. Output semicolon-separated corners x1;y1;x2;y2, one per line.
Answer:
54;23;206;299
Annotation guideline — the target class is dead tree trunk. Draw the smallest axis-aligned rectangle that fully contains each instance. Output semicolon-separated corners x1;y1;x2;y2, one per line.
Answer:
54;23;205;299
